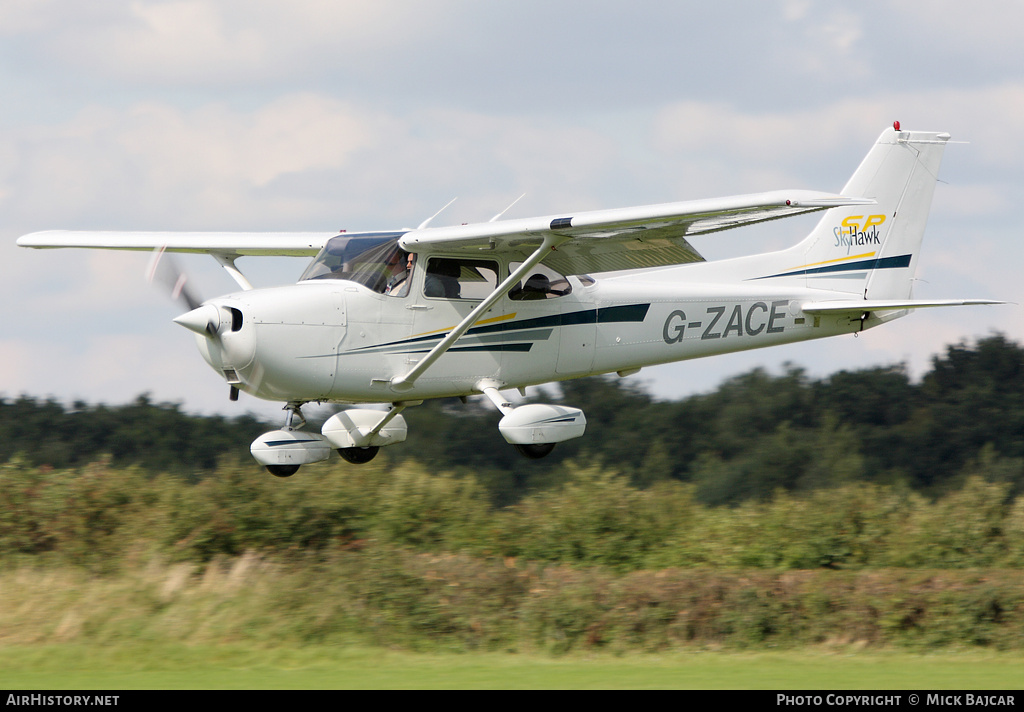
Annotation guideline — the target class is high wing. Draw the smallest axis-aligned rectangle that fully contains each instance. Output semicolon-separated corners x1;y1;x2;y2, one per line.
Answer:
18;190;870;272
16;231;336;257
401;190;874;275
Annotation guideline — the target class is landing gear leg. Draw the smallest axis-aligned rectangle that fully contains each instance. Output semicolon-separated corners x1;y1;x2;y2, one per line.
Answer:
283;402;306;431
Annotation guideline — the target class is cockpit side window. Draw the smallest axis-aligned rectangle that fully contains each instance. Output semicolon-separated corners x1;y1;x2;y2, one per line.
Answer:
299;233;408;294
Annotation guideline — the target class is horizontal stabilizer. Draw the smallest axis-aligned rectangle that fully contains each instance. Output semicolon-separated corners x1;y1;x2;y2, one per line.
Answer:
802;299;1004;315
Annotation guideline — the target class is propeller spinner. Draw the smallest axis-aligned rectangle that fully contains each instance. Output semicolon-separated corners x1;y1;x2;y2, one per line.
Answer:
147;246;257;400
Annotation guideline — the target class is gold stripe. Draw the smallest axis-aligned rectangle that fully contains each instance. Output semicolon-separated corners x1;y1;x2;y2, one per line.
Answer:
783;251;876;272
410;311;518;338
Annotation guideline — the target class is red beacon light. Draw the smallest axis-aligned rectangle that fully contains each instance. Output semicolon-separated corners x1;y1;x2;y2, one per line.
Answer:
893;120;901;131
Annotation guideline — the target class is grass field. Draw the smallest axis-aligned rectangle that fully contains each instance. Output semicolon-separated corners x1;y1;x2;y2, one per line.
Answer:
1;644;1022;689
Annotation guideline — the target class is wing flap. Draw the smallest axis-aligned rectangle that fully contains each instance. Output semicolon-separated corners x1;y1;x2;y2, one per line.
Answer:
16;230;336;257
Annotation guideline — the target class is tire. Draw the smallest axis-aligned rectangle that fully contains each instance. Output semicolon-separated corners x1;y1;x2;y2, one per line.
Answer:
266;464;300;478
513;443;556;459
338;446;380;464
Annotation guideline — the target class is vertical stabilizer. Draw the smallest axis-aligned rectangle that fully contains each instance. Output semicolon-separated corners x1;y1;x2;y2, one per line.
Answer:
784;126;950;298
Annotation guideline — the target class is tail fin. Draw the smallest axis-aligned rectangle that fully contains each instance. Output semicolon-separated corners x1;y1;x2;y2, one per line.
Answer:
786;126;950;298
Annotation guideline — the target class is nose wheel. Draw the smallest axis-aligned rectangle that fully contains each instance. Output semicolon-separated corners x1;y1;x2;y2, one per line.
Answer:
266;403;308;476
270;403;309;476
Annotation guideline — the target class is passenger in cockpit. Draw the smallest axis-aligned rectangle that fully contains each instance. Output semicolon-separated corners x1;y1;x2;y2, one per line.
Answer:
425;259;462;299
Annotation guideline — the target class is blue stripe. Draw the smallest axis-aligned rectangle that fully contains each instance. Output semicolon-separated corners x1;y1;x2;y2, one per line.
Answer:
265;439;322;447
348;303;650;354
754;254;912;280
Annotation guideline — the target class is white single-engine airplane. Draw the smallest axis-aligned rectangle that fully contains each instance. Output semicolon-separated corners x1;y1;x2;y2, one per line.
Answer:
18;124;1002;476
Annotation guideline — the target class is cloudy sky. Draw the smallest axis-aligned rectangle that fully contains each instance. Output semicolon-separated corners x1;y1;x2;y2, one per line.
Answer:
3;0;1022;419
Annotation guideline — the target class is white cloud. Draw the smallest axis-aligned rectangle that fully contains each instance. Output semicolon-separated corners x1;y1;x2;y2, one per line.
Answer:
0;0;67;34
1;95;636;233
98;1;266;81
1;95;381;228
781;0;813;22
885;0;1024;53
776;4;868;80
117;95;374;189
12;0;460;85
652;84;1024;180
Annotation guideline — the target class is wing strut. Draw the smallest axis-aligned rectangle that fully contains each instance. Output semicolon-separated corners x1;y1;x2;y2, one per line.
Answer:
213;254;254;291
390;232;566;392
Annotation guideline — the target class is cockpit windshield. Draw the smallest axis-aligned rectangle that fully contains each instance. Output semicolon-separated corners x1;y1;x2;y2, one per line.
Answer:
299;232;408;293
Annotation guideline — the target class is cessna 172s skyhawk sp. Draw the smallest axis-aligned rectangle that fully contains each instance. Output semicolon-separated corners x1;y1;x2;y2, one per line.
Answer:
18;124;1001;476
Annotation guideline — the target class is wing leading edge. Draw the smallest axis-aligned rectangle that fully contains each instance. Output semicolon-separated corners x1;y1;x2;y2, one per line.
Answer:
16;231;336;257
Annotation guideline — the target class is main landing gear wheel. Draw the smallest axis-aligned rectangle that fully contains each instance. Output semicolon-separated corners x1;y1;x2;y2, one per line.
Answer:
514;443;556;459
266;464;300;478
338;446;380;464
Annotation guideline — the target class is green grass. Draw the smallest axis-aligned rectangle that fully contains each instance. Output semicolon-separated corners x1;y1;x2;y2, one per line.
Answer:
1;645;1022;689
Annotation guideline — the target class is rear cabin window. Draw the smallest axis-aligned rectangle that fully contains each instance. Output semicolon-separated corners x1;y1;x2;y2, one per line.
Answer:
508;263;572;300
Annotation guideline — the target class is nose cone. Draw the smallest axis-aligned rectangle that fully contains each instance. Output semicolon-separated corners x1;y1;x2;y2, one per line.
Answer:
173;304;220;337
176;298;257;388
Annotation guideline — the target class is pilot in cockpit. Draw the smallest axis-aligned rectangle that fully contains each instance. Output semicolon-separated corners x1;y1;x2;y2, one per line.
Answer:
384;251;414;296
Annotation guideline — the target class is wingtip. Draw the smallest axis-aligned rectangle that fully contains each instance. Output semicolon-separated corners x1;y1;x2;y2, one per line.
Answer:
16;231;47;248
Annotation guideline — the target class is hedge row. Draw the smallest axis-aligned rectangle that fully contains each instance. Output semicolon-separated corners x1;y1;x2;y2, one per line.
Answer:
2;550;1021;652
2;457;1024;573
